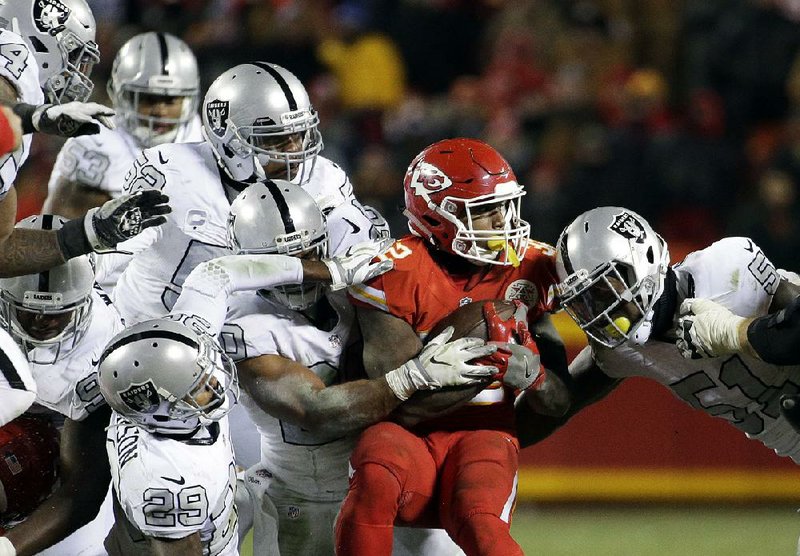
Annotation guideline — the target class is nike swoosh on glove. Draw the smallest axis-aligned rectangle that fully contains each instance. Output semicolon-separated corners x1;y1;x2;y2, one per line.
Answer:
384;326;497;400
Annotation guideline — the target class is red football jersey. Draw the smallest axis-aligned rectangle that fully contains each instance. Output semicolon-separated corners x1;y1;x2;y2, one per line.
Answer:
348;235;559;432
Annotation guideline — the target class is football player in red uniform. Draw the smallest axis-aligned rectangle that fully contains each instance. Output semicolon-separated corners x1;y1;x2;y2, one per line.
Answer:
336;138;570;556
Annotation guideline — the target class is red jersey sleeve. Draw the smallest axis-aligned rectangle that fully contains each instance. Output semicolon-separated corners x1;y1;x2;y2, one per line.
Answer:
347;237;424;327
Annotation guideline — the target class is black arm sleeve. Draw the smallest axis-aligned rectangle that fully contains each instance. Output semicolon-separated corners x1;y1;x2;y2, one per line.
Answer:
747;295;800;365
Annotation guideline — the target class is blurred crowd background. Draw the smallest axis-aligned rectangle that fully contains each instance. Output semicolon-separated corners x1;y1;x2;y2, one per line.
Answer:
16;0;800;268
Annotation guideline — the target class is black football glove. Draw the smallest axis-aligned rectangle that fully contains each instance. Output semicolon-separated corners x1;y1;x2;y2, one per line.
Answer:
85;190;171;252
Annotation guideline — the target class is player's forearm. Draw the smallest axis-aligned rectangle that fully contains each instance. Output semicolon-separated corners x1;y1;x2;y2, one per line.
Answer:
296;378;402;436
0;228;67;277
43;179;112;219
6;489;104;555
390;384;486;427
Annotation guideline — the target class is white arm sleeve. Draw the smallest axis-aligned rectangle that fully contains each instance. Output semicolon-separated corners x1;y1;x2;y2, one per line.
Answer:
171;254;303;335
95;226;160;286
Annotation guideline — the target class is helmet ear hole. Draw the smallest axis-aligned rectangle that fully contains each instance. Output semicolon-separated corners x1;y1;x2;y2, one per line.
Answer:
646;246;654;264
422;215;440;228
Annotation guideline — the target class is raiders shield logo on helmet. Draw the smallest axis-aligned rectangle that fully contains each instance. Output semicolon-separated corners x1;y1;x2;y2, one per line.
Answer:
33;0;70;36
609;211;646;243
206;100;230;137
119;381;160;413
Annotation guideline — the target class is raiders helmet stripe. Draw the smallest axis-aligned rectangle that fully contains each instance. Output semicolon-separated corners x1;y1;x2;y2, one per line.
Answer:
99;330;199;367
0;348;26;390
558;231;574;276
156;32;169;75
38;215;55;293
264;180;296;234
250;62;297;111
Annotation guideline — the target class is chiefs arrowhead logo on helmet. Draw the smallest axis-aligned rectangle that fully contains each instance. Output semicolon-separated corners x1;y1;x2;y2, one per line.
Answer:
408;161;452;197
33;0;70;36
120;380;160;413
609;211;646;243
205;100;230;138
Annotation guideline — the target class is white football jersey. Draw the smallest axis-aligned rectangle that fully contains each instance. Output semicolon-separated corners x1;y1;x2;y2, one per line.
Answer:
47;115;203;199
113;148;386;325
28;284;124;421
48;117;203;293
0;29;45;200
594;237;800;461
222;290;359;501
106;413;238;555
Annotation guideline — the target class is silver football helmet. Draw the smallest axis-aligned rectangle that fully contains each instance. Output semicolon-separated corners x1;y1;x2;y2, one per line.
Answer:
0;0;99;103
0;215;94;364
107;32;200;147
227;179;328;310
555;207;670;348
202;62;322;184
98;319;239;436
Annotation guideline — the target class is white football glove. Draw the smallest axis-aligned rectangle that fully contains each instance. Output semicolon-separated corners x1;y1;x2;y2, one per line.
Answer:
31;102;115;137
324;238;394;291
676;298;746;359
384;326;498;400
0;537;16;556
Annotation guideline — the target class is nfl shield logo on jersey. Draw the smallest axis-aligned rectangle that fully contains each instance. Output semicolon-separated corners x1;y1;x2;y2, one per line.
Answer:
609;211;646;243
119;381;160;413
33;0;70;36
206;100;230;137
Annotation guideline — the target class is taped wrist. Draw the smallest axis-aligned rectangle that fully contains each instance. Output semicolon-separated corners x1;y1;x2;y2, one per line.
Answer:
384;359;426;401
56;215;93;260
11;102;36;134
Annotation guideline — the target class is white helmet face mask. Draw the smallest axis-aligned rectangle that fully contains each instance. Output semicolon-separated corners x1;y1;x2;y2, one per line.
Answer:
445;185;530;266
227;179;328;310
107;32;200;148
202;62;323;184
555;207;670;348
98;319;239;436
0;0;100;103
0;215;94;364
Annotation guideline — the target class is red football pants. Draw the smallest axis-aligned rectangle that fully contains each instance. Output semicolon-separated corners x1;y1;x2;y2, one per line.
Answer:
334;421;523;556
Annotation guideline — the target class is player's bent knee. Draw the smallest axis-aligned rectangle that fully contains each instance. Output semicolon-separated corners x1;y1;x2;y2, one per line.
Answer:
347;462;403;511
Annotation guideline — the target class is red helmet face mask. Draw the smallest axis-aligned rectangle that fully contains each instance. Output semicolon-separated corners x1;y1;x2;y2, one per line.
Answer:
403;138;530;266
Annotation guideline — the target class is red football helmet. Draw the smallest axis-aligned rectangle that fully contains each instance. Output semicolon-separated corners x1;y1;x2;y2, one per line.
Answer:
0;416;59;523
403;138;530;265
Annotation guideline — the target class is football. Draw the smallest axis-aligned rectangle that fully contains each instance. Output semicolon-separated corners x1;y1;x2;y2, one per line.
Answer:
428;299;518;341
